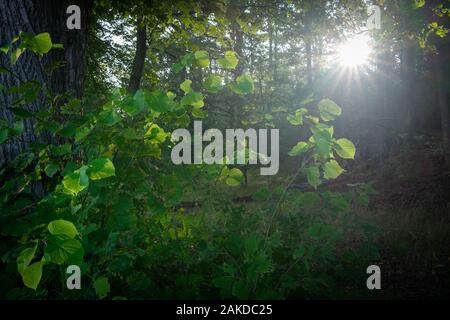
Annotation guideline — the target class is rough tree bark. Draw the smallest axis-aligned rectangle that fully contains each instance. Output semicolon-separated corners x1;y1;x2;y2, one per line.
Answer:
0;0;92;166
127;15;147;94
427;0;450;165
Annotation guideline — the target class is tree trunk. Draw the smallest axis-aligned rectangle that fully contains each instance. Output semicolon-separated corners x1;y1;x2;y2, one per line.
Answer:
402;39;417;136
0;0;92;166
305;37;313;88
127;15;147;94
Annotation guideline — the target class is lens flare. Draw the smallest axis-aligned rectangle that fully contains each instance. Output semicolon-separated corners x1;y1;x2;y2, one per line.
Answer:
338;36;372;67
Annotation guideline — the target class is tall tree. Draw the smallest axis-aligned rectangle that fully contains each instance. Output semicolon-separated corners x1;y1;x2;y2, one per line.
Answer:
0;0;93;165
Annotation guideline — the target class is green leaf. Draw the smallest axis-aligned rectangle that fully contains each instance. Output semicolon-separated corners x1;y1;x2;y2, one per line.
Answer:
75;124;92;143
52;143;72;156
32;33;53;54
217;51;239;69
17;244;38;275
414;0;425;8
145;123;168;144
311;126;333;158
132;89;147;114
48;220;78;239
194;50;209;68
172;53;193;73
304;166;320;189
230;74;254;95
334;138;356;159
318;99;342;121
287;108;308;126
0;43;9;54
98;107;121;126
87;158;115;180
146;90;175;112
288;141;308;156
94;276;110;299
44;238;84;265
21;261;43;290
62;165;89;195
220;167;244;186
203;75;223;93
180;79;192;94
323;160;345;180
120;96;139;116
191;107;206;118
181;91;204;108
10;48;24;64
44;161;59;178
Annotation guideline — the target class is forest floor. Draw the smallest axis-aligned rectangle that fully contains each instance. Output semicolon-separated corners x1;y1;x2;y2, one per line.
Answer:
264;136;450;299
347;138;450;299
181;137;450;299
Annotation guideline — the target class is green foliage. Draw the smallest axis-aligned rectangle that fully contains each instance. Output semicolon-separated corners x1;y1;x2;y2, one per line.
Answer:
203;75;223;93
230;74;254;95
0;33;377;301
217;51;239;69
287;99;355;188
318;99;342;122
219;167;245;186
334;138;356;160
94;277;110;299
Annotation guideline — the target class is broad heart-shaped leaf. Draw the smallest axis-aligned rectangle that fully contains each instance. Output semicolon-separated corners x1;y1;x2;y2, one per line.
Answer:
87;158;115;180
304;166;320;189
62;165;89;195
17;243;43;290
318;99;342;122
334;138;356;159
20;261;43;290
311;126;333;158
220;167;244;186
217;50;239;69
180;79;192;93
194;50;209;68
181;91;204;108
323;160;345;180
94;276;110;299
191;107;206;118
172;53;193;74
44;238;84;265
132;89;147;114
10;47;24;64
146;90;175;112
287;108;308;126
120;94;142;116
48;220;78;238
288;141;308;156
203;74;223;93
44;161;59;178
145;123;168;144
98;107;121;126
32;33;53;54
17;243;38;275
230;74;254;95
